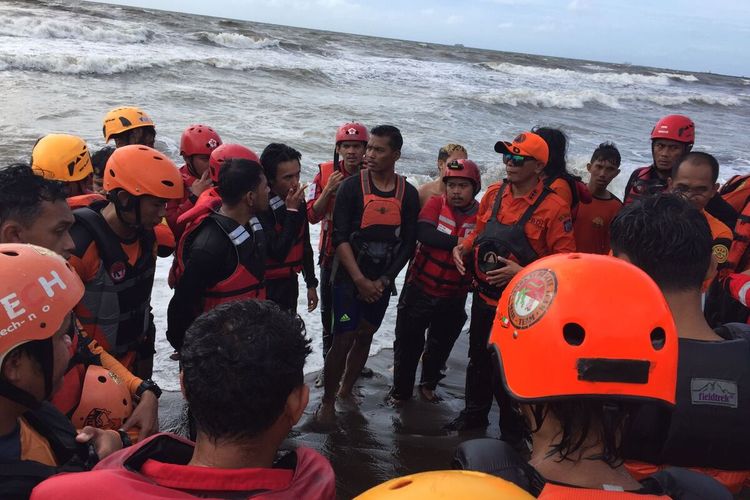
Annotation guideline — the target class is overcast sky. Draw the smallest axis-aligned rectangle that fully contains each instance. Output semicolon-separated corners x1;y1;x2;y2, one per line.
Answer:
99;0;749;76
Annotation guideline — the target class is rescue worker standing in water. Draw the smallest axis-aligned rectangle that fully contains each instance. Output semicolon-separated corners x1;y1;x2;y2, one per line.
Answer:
315;125;420;425
447;131;575;442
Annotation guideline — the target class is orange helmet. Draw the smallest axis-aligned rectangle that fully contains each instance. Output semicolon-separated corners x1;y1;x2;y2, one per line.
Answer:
491;253;677;404
355;471;533;499
102;106;155;143
104;145;183;199
31;134;93;182
71;365;132;431
0;244;84;407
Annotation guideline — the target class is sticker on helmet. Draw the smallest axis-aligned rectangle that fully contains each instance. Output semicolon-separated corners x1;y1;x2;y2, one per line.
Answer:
508;268;557;329
207;138;218;149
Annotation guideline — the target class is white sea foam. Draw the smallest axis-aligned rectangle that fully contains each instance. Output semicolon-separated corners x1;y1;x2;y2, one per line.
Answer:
481;61;672;86
477;88;623;109
198;32;280;49
0;15;153;44
656;72;700;82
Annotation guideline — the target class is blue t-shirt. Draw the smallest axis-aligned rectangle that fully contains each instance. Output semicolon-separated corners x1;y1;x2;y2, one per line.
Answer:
0;422;21;461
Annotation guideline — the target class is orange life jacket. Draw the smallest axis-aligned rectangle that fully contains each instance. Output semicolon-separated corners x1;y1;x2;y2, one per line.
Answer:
720;174;750;213
359;169;405;241
67;193;106;210
408;195;476;296
316;160;340;265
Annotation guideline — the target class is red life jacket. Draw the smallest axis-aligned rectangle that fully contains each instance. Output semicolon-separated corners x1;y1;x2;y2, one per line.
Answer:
408;195;476;296
315;160;352;266
31;433;337;500
264;195;304;281
67;193;106;210
538;483;668;499
174;203;266;313
624;166;668;205
720;174;750;213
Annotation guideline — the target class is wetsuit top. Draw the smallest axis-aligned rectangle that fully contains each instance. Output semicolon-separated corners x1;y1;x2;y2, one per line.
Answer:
331;172;420;283
167;213;265;349
30;433;336;500
573;192;622;254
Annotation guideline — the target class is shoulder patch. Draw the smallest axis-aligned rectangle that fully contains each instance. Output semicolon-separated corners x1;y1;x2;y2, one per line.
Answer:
713;244;729;264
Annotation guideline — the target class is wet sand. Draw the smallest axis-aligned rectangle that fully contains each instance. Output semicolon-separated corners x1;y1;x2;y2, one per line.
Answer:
159;330;501;499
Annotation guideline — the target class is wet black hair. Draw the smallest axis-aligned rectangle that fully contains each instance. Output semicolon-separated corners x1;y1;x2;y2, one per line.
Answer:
0;164;68;227
109;125;156;147
260;143;302;185
216;158;264;206
528;399;639;467
671;151;720;183
181;300;311;442
371;125;403;152
590;142;621;167
90;147;114;177
610;193;712;291
533;126;575;180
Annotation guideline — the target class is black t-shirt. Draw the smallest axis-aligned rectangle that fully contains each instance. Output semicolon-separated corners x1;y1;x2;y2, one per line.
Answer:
331;172;420;283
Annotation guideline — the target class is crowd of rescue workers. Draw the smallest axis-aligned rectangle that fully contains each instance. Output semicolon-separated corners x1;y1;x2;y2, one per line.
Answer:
2;107;750;498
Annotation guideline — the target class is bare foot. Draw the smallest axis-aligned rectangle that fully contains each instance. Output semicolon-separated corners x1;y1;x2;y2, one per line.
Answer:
313;401;336;426
419;386;440;402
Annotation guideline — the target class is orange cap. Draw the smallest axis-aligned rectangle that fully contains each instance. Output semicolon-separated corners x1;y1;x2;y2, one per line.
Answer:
491;253;677;404
494;131;549;166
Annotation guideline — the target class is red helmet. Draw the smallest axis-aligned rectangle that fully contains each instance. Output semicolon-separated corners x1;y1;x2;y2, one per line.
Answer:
335;122;369;144
179;124;223;157
650;115;695;145
208;144;259;184
442;158;481;194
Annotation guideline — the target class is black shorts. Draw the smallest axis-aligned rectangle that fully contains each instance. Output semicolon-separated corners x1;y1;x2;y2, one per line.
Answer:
331;282;390;334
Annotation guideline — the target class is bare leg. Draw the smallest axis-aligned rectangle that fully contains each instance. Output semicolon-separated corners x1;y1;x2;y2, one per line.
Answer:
315;332;355;423
338;321;376;398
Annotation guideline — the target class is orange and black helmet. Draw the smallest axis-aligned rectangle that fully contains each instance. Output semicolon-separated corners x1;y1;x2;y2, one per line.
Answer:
104;145;183;199
102;106;155;143
491;253;678;405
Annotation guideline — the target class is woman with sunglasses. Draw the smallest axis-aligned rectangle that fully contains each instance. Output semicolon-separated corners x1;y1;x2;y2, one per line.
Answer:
446;131;575;440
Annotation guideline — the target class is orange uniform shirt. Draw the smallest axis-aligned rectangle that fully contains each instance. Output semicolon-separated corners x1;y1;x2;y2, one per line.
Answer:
573;193;622;254
462;179;576;304
703;211;732;292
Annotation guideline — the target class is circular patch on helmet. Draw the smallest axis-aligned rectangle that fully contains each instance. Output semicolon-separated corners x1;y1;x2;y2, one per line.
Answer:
508;268;557;329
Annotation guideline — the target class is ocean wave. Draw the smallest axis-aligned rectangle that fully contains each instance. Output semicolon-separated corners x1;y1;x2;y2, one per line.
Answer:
480;61;671;86
477;89;623;109
655;72;699;82
473;88;741;109
0;52;180;75
0;15;153;44
194;32;279;49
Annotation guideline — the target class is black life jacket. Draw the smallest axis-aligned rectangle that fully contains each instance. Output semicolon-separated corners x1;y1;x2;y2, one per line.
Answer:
472;182;550;300
624;323;750;470
454;438;732;499
0;402;91;499
70;203;156;355
175;211;266;313
624;166;667;205
264;195;304;281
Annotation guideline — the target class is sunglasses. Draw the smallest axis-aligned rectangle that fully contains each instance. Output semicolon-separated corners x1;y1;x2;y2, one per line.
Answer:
503;153;535;166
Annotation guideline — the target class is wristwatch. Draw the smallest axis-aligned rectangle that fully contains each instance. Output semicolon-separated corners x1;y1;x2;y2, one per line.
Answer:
136;379;162;399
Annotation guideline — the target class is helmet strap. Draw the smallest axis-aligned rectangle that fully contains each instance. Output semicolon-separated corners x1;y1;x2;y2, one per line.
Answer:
109;190;143;231
0;379;42;410
333;147;340;172
185;156;199;178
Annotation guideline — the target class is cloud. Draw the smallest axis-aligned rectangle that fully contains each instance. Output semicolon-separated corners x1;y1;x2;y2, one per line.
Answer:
497;21;513;29
420;8;435;16
445;14;463;25
567;0;588;10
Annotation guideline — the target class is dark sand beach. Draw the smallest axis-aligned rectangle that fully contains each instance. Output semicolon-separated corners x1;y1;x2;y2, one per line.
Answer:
159;330;501;499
